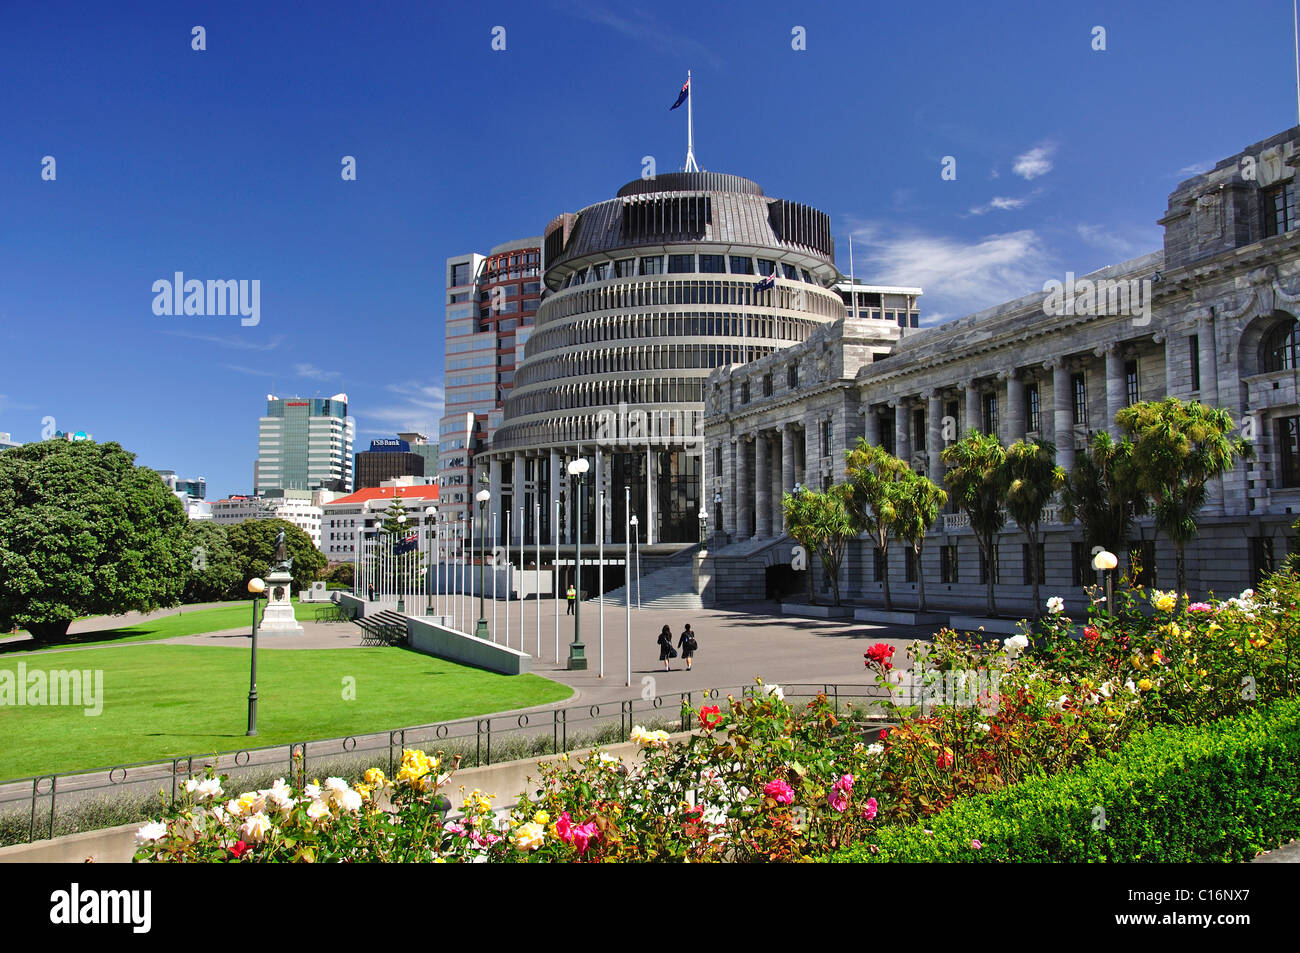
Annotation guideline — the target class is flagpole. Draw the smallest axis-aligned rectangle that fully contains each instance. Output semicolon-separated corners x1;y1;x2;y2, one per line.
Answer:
1294;0;1299;125
685;69;699;172
849;235;859;320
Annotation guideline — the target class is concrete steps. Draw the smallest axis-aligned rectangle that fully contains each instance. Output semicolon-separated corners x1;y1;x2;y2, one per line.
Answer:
593;560;703;610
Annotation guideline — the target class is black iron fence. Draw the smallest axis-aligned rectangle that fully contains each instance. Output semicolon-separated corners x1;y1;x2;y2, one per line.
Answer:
0;682;887;846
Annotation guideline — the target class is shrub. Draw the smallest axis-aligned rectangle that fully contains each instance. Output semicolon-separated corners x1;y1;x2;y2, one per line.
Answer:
826;698;1300;862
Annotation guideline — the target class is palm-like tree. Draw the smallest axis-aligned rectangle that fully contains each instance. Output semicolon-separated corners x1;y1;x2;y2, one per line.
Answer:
1115;397;1253;594
1003;440;1065;617
781;484;856;606
941;430;1007;616
1060;431;1147;556
782;488;822;603
844;439;910;610
892;471;948;613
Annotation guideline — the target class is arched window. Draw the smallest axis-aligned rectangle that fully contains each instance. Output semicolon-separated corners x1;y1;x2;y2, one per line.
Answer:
1262;320;1300;372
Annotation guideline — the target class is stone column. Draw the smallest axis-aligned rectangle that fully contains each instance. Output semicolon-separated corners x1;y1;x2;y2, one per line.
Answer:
965;380;981;433
1104;344;1124;436
737;436;754;538
1199;313;1219;405
893;400;911;464
1003;371;1024;445
865;407;880;446
725;437;738;536
755;432;772;537
489;455;503;544
804;416;820;487
927;392;944;480
1050;361;1075;472
779;423;796;533
1158;332;1177;399
548;448;560;545
512;451;525;546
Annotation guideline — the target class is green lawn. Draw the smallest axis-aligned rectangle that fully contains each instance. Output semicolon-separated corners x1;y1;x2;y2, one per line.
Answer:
0;644;572;779
5;601;297;654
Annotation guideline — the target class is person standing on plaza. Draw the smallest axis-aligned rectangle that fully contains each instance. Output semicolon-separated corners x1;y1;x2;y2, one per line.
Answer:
657;624;675;671
566;583;576;615
678;624;698;671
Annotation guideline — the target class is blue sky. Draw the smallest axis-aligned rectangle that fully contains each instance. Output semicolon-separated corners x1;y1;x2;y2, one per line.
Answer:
1;0;1296;498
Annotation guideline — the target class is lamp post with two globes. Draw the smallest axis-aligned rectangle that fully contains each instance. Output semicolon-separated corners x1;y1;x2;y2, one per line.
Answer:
566;457;589;670
246;577;266;736
475;488;491;639
1093;549;1118;617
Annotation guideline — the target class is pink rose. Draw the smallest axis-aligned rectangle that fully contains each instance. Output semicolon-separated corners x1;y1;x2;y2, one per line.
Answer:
828;789;849;813
555;811;574;843
1188;602;1213;612
835;773;854;793
764;779;794;805
572;821;600;855
971;839;983;850
861;797;879;821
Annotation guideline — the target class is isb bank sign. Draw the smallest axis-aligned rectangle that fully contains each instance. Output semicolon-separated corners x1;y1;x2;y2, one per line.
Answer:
369;439;410;453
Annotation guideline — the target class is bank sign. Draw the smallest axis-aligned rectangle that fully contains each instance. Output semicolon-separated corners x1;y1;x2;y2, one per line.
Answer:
369;439;410;453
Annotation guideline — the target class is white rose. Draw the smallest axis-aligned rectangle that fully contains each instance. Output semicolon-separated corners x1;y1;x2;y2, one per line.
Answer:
866;743;885;756
196;779;223;802
239;812;273;844
1046;596;1065;614
306;799;332;822
135;821;167;845
338;789;363;813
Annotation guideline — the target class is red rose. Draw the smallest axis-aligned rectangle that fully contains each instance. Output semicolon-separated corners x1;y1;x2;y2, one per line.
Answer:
698;705;723;730
879;728;889;741
864;643;896;670
936;750;954;770
230;840;250;859
1084;626;1100;641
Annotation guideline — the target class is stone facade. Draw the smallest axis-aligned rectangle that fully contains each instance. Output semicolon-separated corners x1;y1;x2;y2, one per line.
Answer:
703;126;1300;613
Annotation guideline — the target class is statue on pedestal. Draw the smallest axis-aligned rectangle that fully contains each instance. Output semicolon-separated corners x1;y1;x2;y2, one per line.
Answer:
271;529;293;573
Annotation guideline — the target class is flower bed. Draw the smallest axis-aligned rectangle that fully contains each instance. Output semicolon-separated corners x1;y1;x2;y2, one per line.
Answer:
825;697;1300;863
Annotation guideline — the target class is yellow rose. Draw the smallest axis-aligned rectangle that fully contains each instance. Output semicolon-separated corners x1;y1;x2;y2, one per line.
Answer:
533;811;550;826
364;768;386;787
1138;678;1153;692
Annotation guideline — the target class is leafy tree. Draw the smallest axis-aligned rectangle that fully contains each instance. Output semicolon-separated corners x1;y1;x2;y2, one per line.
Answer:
1116;397;1253;594
941;430;1008;616
0;441;188;641
1002;440;1065;618
780;484;856;606
781;488;823;603
844;440;910;610
1060;432;1147;557
892;471;948;613
225;518;326;595
182;520;242;603
322;561;355;588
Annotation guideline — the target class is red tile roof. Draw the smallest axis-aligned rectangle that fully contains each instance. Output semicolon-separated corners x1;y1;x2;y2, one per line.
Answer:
326;485;440;506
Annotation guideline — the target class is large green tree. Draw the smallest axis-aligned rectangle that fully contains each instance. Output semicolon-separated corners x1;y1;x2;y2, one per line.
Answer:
182;520;242;603
844;440;910;610
781;488;823;603
1115;397;1253;594
0;441;189;641
1060;431;1147;557
941;430;1008;616
780;484;856;606
225;518;326;595
1002;439;1065;618
893;471;948;613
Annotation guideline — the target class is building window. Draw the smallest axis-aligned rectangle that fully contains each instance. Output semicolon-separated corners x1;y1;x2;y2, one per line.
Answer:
699;254;726;273
1124;360;1139;407
1262;320;1300;372
756;259;776;276
1071;542;1090;587
873;548;885;583
979;545;1000;584
1026;382;1041;433
982;393;998;435
639;256;664;275
729;256;754;274
1128;540;1156;588
1263;182;1295;237
879;417;895;455
713;445;721;480
741;381;750;404
913;409;926;452
667;254;695;274
945;400;960;435
1277;416;1300;488
788;364;798;389
1251;537;1276;584
762;373;773;397
1021;543;1046;585
940;544;959;584
821;418;832;457
904;548;917;583
1072;372;1088;426
1189;334;1201;391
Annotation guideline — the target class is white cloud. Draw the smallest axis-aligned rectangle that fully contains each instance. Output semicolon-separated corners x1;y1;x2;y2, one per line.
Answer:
968;195;1028;216
1013;144;1055;180
1174;161;1212;177
358;381;446;435
222;364;276;378
160;329;285;351
295;362;341;382
848;220;1057;326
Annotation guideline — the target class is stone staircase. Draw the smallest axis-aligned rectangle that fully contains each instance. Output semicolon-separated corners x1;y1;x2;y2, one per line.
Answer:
594;559;703;610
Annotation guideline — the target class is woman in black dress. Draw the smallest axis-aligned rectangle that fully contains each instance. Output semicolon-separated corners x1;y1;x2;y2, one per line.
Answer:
657;624;675;671
678;624;697;671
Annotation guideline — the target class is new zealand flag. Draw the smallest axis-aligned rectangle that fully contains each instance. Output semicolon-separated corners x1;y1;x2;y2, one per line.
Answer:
756;271;776;292
670;77;689;110
394;532;419;555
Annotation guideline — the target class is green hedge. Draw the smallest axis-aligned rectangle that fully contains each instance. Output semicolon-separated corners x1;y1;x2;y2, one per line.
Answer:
828;698;1300;862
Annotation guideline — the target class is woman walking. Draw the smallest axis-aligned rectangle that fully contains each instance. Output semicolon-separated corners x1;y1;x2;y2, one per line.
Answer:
656;624;675;672
678;624;698;671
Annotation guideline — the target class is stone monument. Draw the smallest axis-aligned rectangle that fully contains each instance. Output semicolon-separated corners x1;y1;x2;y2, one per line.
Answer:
260;530;304;636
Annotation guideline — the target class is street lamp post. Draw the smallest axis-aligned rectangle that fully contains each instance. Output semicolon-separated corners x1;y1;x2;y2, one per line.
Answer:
624;485;631;686
566;457;589;670
425;506;436;616
475;489;491;640
1093;549;1118;618
246;577;266;736
395;511;407;613
598;488;605;678
630;514;641;610
698;506;708;545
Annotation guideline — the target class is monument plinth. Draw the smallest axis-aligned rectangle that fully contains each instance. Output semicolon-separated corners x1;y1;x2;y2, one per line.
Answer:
259;570;304;635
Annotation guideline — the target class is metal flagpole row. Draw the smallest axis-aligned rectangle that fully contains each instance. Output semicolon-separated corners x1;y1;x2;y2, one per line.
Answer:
505;510;511;648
